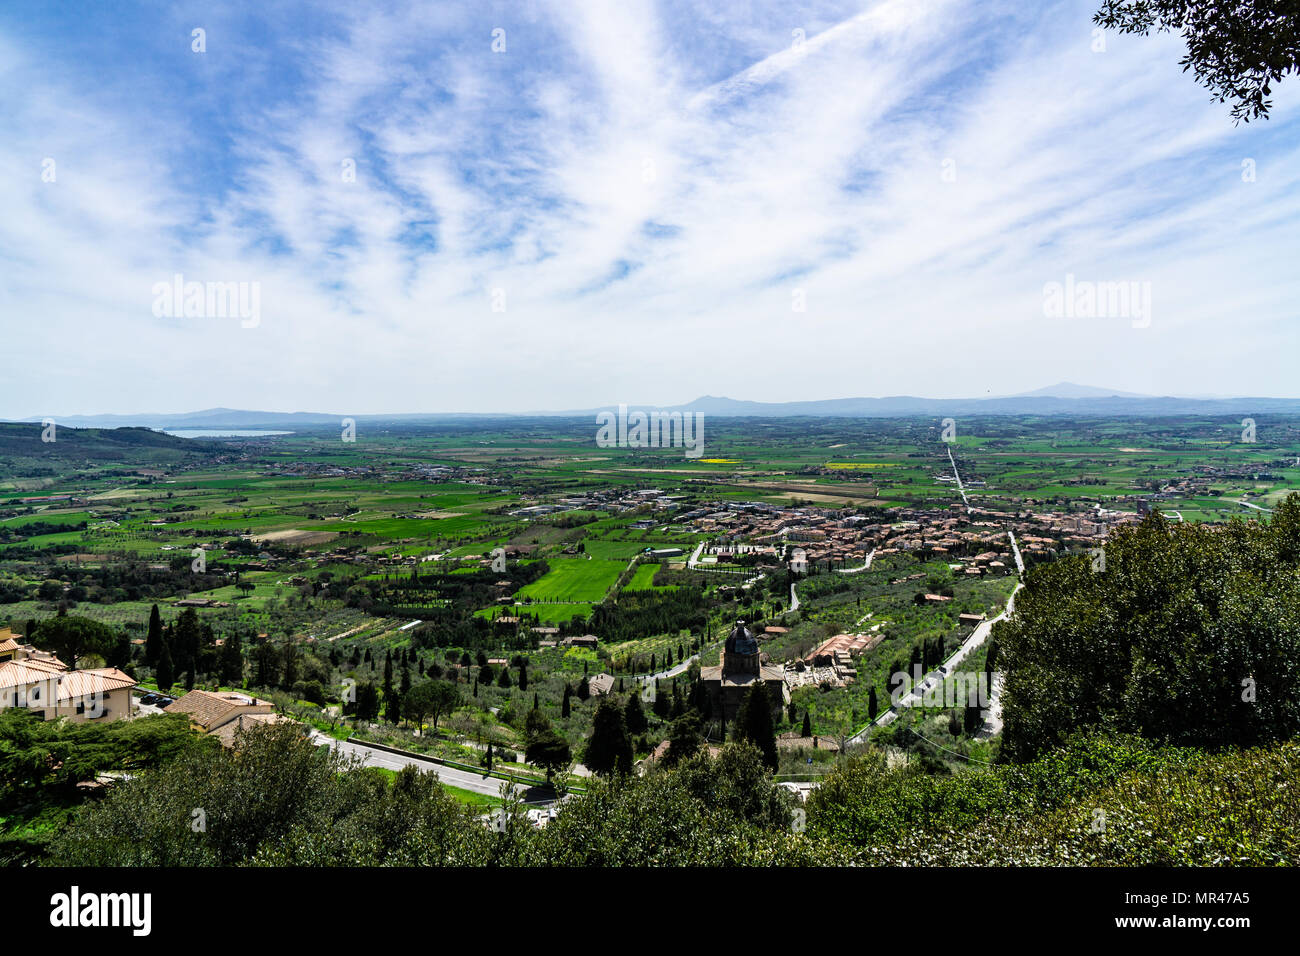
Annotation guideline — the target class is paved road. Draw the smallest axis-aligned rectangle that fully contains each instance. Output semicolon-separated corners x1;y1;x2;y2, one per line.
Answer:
835;548;876;574
1235;498;1273;514
1007;529;1025;574
641;654;699;683
947;444;971;510
687;540;706;568
309;731;550;803
848;582;1022;743
976;670;1006;739
789;579;801;611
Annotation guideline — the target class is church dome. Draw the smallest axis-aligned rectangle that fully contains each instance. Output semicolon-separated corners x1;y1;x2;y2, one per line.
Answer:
729;619;758;656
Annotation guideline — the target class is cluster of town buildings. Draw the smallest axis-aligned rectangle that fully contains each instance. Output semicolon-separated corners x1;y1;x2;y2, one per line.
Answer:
674;499;1141;573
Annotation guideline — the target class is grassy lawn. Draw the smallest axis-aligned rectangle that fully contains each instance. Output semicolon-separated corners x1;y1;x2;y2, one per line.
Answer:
514;557;625;603
440;784;504;808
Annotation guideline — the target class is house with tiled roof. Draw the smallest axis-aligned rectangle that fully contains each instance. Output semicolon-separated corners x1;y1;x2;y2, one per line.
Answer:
0;628;136;722
209;710;295;747
166;689;276;736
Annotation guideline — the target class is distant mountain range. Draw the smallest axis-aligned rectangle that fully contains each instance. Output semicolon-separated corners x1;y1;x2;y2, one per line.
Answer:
9;384;1300;428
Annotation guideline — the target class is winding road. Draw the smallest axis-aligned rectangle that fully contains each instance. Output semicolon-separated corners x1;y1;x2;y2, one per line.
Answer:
308;730;555;804
847;581;1022;744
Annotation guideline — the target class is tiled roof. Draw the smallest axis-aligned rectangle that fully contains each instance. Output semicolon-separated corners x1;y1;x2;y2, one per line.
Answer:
0;659;133;702
168;689;274;731
210;711;293;747
0;657;66;690
54;668;136;701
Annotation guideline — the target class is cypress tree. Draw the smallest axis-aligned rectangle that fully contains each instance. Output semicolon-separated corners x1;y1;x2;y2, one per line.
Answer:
155;638;175;693
735;682;778;770
583;699;633;776
801;711;812;737
624;690;648;734
145;604;163;667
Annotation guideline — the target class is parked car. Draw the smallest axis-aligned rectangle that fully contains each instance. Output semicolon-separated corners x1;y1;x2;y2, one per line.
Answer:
140;694;158;705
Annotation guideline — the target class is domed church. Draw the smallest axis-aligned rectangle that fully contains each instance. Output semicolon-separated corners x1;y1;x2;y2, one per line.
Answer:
700;620;788;722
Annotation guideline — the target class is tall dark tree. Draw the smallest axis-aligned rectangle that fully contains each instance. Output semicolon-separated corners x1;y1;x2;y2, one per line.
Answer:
663;712;703;767
219;632;243;684
172;609;201;680
651;684;670;719
584;699;633;776
735;682;778;771
155;638;175;693
525;729;571;783
623;691;648;735
281;639;299;690
354;682;380;722
254;641;278;687
106;631;131;671
145;604;163;667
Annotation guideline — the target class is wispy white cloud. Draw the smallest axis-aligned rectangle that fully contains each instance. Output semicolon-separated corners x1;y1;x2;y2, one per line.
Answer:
1;0;1298;418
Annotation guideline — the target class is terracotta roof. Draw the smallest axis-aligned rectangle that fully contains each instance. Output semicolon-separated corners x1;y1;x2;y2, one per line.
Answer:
210;712;294;747
0;660;133;703
0;657;66;690
168;689;274;731
54;668;135;702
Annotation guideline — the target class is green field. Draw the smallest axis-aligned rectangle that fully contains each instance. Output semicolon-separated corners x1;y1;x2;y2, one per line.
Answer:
514;558;626;603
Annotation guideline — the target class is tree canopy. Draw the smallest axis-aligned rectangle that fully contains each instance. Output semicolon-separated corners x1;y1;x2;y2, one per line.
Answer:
1095;0;1300;121
998;496;1300;761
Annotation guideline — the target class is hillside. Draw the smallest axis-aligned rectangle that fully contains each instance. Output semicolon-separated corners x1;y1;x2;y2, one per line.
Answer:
0;423;218;479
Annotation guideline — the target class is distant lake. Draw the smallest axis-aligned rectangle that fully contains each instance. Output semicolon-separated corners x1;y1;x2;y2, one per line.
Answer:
163;429;293;438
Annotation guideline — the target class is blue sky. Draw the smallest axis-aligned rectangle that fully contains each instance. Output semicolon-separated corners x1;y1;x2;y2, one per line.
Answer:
2;0;1299;417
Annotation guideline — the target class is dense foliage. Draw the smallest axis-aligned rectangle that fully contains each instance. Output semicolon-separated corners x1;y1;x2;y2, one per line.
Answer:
996;497;1300;761
38;723;1300;867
